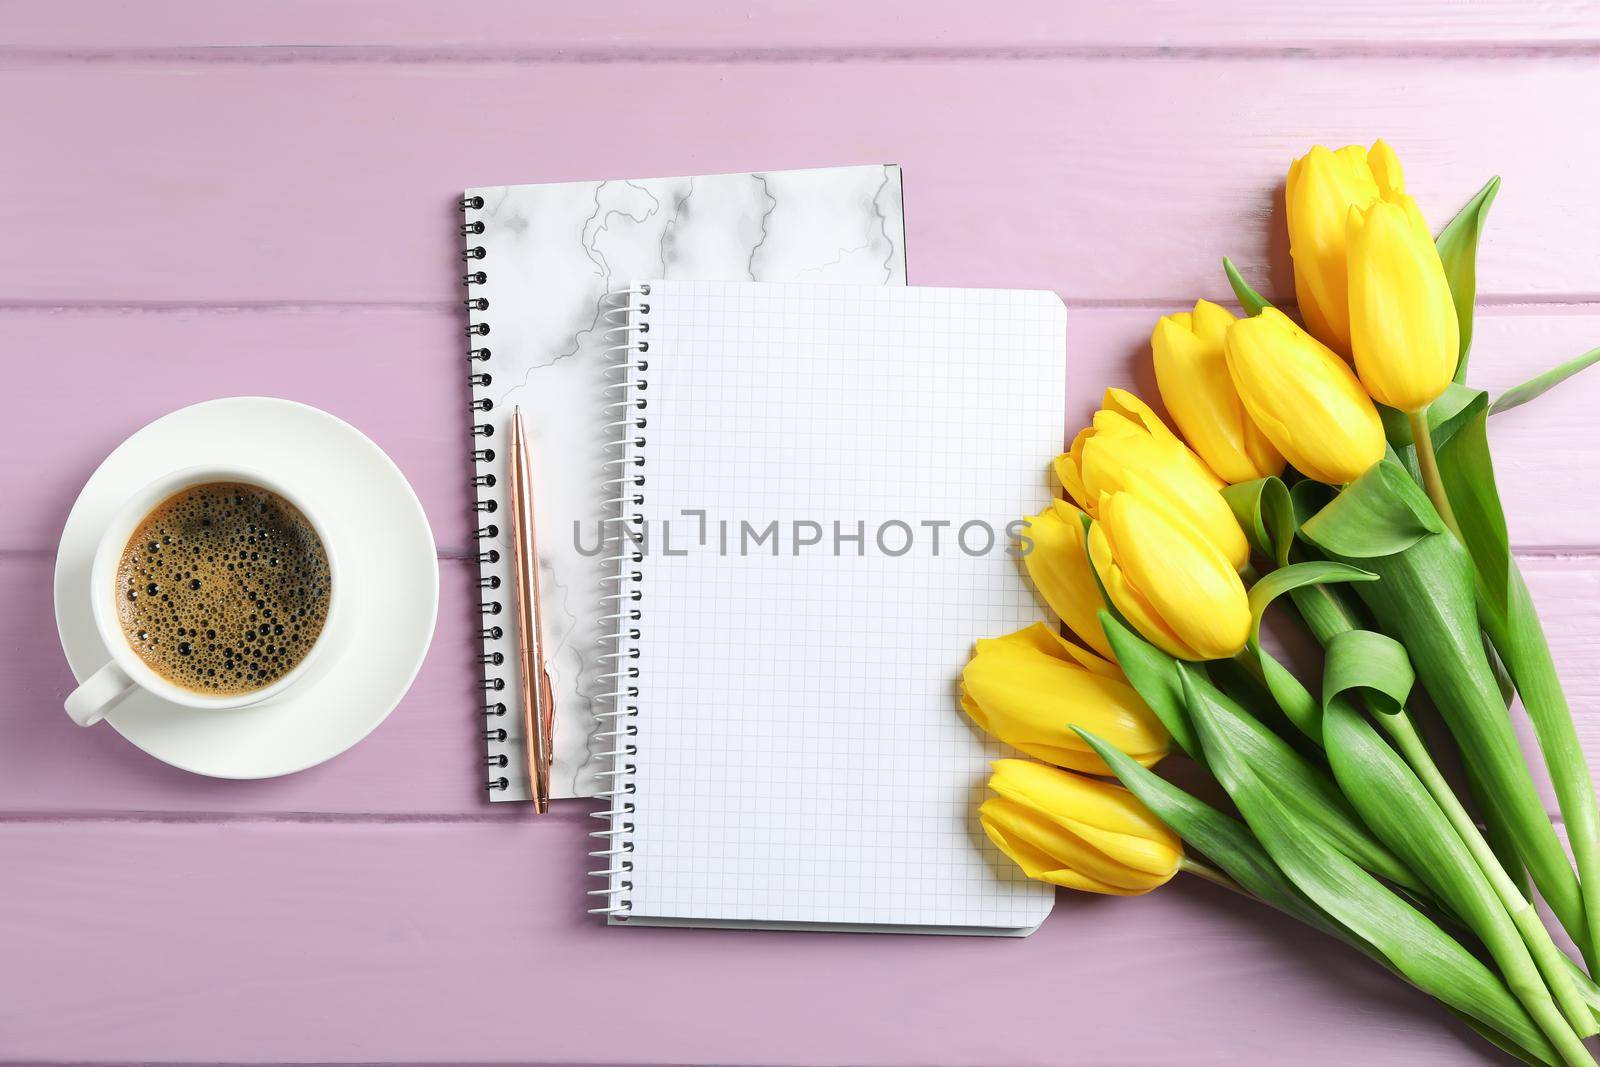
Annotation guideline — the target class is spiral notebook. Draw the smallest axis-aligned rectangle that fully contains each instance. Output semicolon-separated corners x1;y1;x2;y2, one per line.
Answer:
461;165;906;801
587;281;1063;933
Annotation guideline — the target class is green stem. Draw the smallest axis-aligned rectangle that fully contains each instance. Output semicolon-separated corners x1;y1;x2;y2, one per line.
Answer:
1383;710;1597;1039
1483;566;1600;978
1262;549;1596;1038
1409;407;1464;537
1179;856;1250;899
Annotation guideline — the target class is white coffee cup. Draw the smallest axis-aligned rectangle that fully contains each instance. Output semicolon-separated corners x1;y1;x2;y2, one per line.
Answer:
63;464;341;727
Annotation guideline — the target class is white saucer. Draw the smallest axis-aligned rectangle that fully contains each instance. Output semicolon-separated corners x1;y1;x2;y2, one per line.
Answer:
54;397;439;779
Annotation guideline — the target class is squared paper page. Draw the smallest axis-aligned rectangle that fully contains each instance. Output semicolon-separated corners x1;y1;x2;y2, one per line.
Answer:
617;281;1062;932
462;165;905;800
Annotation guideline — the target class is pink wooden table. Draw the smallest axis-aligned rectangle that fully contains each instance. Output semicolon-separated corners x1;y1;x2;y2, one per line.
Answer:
5;4;1600;1063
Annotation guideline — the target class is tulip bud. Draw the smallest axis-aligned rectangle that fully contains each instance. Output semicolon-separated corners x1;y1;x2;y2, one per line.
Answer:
1020;499;1114;659
979;758;1182;895
1223;308;1386;486
1055;388;1249;571
1346;195;1460;412
1151;300;1286;484
1087;489;1250;662
1286;140;1405;356
961;623;1170;774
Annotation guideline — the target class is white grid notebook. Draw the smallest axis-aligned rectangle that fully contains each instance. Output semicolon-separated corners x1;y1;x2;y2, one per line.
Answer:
596;281;1063;934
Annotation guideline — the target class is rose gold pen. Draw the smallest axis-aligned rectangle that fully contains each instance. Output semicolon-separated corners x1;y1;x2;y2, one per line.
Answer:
509;407;555;813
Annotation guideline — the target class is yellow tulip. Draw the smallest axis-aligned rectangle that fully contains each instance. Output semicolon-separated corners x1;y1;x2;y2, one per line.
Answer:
1347;195;1460;412
1224;308;1386;486
1151;300;1286;484
1055;388;1249;571
1087;489;1250;662
1020;499;1114;659
961;622;1170;774
979;758;1182;895
1285;139;1406;356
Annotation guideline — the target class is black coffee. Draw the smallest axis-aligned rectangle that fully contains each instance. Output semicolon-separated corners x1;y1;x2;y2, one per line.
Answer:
114;481;331;695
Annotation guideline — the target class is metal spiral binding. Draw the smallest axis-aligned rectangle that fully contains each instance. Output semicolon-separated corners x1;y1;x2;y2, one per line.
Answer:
587;284;650;919
461;192;517;795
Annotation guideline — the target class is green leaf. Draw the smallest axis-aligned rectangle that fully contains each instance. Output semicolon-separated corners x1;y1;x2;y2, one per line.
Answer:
1322;699;1592;1063
1187;683;1557;1065
1222;476;1295;565
1223;479;1366;648
1437;176;1501;384
1436;402;1510;635
1308;500;1592;964
1323;630;1414;717
1242;561;1378;744
1222;256;1272;316
1322;698;1485;931
1176;668;1422;893
1205;656;1323;758
1075;727;1337;936
1256;651;1325;746
1300;460;1445;558
1437;399;1600;972
1247;561;1378;645
1490;346;1600;417
1289;478;1336;528
1098;610;1196;757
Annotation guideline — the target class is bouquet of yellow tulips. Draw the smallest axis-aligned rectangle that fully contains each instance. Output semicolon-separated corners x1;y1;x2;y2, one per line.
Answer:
966;141;1600;1065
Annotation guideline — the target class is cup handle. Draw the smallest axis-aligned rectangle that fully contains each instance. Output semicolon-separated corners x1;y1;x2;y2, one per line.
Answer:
64;661;136;728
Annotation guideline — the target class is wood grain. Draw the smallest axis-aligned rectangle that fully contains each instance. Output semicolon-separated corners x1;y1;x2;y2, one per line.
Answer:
7;0;1600;51
7;545;1600;818
4;305;1597;557
2;59;1598;307
7;6;1600;1064
0;554;485;814
0;306;469;554
0;818;1504;1066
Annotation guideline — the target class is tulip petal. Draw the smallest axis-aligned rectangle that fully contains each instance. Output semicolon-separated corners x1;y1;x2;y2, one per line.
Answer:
1347;196;1459;413
962;635;1170;771
993;619;1123;680
1057;429;1094;510
989;758;1181;850
1368;139;1406;200
1152;299;1287;486
1065;815;1188;878
1224;308;1386;485
979;794;1174;892
980;798;1152;895
1021;500;1116;659
1096;492;1251;662
1286;143;1384;356
1102;388;1183;447
1089;516;1199;660
1063;388;1248;569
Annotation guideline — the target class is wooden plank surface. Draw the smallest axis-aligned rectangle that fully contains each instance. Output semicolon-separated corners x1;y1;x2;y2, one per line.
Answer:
0;554;482;815
6;5;1600;1065
9;554;1600;821
8;0;1600;50
2;59;1598;307
2;305;1596;557
0;818;1493;1067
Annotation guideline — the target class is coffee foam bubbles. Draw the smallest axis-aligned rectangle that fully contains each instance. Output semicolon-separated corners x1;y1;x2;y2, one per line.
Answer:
113;482;331;695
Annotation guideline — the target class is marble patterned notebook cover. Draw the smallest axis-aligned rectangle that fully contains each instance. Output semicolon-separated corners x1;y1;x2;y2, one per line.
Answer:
462;165;907;801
